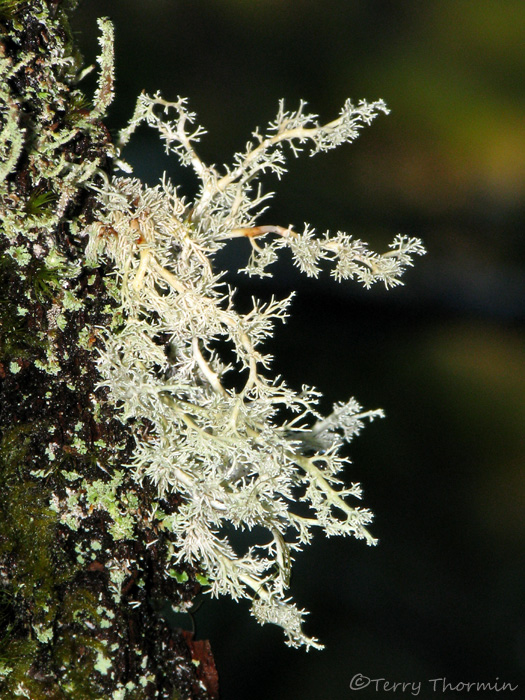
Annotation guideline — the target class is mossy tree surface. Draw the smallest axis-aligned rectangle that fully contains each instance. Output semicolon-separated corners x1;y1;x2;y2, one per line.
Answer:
0;2;216;698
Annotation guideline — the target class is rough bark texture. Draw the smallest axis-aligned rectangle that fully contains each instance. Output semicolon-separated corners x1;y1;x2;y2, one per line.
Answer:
0;2;217;698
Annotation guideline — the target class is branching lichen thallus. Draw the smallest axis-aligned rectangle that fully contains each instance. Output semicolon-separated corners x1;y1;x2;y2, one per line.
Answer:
86;87;425;650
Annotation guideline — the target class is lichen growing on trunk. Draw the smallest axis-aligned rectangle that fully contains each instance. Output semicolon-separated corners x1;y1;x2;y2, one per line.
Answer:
0;2;217;698
2;0;424;696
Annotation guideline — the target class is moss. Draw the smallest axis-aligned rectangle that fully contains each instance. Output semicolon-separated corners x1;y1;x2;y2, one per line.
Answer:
0;638;41;698
32;261;63;302
0;425;71;600
0;428;98;699
0;0;26;21
25;188;57;217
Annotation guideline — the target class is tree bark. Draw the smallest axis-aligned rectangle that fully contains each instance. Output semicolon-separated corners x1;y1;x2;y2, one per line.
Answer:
0;2;217;698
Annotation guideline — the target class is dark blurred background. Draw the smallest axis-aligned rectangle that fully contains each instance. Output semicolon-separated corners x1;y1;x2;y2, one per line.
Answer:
74;2;524;697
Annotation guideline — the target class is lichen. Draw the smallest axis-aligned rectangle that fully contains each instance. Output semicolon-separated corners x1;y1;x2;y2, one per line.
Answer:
87;80;423;650
1;0;422;693
1;3;212;698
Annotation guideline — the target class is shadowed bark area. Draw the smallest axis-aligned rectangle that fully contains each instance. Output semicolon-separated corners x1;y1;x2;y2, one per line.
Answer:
0;2;217;698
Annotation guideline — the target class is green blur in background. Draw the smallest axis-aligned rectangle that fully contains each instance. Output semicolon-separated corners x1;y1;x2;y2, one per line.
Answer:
74;2;524;697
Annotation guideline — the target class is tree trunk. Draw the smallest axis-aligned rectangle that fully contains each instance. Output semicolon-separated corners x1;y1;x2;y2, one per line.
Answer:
0;2;217;697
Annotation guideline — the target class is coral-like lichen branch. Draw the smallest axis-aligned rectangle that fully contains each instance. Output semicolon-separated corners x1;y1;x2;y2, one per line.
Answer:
85;90;425;648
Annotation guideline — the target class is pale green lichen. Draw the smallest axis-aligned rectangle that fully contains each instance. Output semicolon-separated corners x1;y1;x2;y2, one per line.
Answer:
71;436;88;454
33;625;54;644
107;562;128;603
139;675;155;688
62;290;83;311
0;662;13;678
97;605;115;629
1;3;424;679
74;542;86;565
61;470;82;482
87;81;424;648
56;314;67;331
83;473;138;541
50;470;139;544
6;246;31;266
0;6;166;697
91;18;115;121
78;327;94;349
34;358;61;375
30;468;53;478
94;651;112;676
